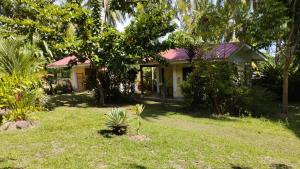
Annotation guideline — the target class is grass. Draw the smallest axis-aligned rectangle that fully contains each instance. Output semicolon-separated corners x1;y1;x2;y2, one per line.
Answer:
0;93;300;169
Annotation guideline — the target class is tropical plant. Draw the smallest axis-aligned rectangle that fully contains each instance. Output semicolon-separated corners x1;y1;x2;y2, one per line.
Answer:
0;74;45;122
181;59;240;115
106;108;128;135
0;38;46;122
133;104;145;135
0;38;45;76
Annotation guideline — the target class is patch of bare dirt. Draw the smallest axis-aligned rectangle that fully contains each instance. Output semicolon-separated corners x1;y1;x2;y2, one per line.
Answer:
128;134;150;141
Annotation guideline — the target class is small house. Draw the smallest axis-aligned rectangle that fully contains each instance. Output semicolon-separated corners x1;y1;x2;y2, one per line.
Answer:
139;42;267;99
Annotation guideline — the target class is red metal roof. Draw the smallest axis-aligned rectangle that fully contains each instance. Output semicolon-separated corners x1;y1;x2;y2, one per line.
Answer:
161;48;190;61
161;43;241;61
203;43;240;59
47;55;90;68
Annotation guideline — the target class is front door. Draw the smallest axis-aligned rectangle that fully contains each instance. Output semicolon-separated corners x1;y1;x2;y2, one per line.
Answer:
76;73;85;91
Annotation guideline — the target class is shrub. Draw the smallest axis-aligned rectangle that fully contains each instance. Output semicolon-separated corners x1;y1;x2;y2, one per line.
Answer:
55;79;73;94
106;108;128;135
0;38;46;122
133;104;145;135
233;86;278;117
0;74;45;122
182;59;278;117
181;59;240;115
253;60;282;99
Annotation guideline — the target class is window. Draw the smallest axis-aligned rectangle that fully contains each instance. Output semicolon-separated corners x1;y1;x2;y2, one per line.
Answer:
182;67;193;81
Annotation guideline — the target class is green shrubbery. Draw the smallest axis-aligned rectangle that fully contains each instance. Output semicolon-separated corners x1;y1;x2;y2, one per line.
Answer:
254;58;300;101
0;38;46;123
181;59;277;117
181;60;239;115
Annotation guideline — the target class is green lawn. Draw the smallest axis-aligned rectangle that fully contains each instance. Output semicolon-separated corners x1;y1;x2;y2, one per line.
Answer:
0;93;300;169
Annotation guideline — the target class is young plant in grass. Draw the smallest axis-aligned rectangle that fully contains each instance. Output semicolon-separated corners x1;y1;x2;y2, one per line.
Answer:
106;108;128;135
133;104;145;135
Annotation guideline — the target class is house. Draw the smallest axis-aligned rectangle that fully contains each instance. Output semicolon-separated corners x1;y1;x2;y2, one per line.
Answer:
139;42;267;99
47;42;266;96
47;56;92;91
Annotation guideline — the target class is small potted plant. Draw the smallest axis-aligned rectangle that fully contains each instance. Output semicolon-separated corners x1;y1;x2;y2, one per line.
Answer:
106;108;128;135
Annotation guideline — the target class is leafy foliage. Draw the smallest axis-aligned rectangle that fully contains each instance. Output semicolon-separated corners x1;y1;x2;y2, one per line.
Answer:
0;38;45;76
182;59;279;117
181;60;240;115
0;38;45;122
106;108;128;135
133;104;145;135
235;86;278;117
124;2;177;63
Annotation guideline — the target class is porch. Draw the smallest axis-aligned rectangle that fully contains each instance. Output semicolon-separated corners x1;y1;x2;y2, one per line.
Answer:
139;62;192;99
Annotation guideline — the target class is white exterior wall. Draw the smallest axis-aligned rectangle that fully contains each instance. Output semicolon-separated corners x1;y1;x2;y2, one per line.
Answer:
70;67;78;91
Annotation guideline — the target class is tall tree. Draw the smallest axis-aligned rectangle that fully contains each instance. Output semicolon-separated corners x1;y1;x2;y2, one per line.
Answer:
281;0;300;115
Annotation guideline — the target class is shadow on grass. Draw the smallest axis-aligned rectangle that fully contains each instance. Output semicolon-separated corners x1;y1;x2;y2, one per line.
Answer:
231;164;252;169
140;100;238;122
47;92;138;110
0;157;22;169
123;163;147;169
287;104;300;140
270;163;293;169
47;92;95;109
97;129;114;138
0;157;16;163
47;93;300;139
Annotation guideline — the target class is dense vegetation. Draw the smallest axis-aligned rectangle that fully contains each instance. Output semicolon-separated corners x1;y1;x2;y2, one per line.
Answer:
0;1;299;120
0;38;46;123
0;1;299;168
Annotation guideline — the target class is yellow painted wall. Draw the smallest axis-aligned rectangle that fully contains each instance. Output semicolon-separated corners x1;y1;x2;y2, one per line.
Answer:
163;63;191;98
76;66;86;74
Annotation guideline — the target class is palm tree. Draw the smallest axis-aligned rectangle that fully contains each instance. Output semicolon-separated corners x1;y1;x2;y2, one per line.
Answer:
0;38;45;77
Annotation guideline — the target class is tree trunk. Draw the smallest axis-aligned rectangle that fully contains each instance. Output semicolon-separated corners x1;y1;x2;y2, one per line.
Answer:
210;95;222;115
282;48;290;116
275;40;281;65
95;69;105;106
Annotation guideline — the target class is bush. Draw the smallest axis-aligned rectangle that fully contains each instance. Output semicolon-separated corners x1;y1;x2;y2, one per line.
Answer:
181;60;240;115
106;108;128;135
232;86;278;117
182;59;277;117
253;60;282;98
0;74;45;122
254;58;300;101
55;79;73;94
0;38;46;122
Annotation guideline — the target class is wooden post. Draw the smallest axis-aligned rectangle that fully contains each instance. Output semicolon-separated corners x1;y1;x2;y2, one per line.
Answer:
172;65;177;98
151;67;155;92
140;65;144;96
